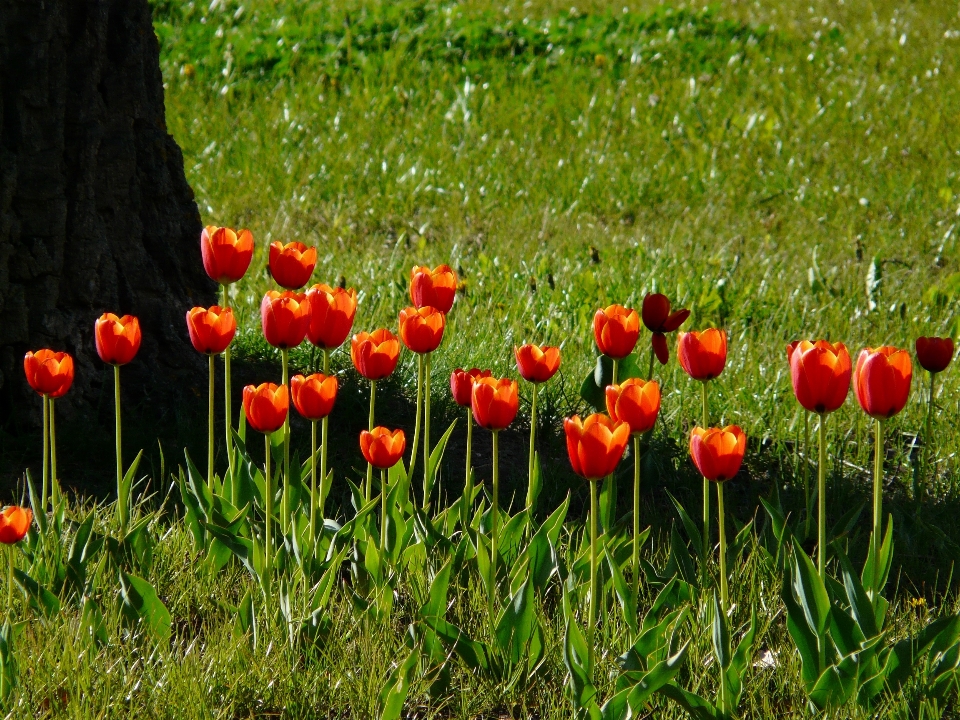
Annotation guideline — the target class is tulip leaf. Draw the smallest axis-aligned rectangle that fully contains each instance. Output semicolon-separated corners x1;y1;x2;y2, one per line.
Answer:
666;490;703;562
782;567;822;688
233;587;258;650
378;650;418;720
725;609;757;707
119;571;171;645
495;577;537;665
425;419;458;503
658;683;721;720
13;569;60;618
80;595;109;647
791;538;830;636
711;591;731;671
119;449;144;519
25;470;47;538
605;545;638;637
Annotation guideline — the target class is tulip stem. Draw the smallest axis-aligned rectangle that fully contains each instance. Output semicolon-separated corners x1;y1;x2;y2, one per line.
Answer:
588;478;598;681
923;370;935;499
50;398;59;509
525;383;538;514
489;429;500;622
803;410;811;539
380;468;388;552
600;359;620;531
6;546;12;621
632;434;642;599
319;349;331;517
115;365;127;533
647;343;655;381
222;284;235;496
310;420;318;544
872;418;884;596
423;352;432;510
701;380;710;567
408;355;423;496
366;381;377;503
818;413;827;579
42;394;49;514
717;481;728;612
264;434;273;597
208;354;216;492
462;407;473;529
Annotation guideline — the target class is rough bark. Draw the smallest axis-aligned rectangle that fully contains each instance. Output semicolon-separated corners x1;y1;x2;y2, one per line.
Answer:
0;0;214;429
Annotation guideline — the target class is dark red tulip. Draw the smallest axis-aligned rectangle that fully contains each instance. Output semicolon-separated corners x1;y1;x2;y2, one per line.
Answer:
915;337;954;374
642;293;690;364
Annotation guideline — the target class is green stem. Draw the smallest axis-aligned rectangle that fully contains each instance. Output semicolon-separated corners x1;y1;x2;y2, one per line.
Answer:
818;414;827;579
701;380;710;567
423;352;432;509
462;408;473;529
612;358;619;386
6;546;12;622
366;381;377;503
717;482;728;611
50;398;59;509
380;468;388;552
588;478;599;681
803;410;811;538
647;343;655;381
526;384;539;512
208;354;215;492
115;365;126;533
408;355;424;491
923;371;935;499
310;420;318;544
42;394;49;514
872;418;884;595
632;434;642;599
281;348;290;534
489;430;500;621
319;349;331;517
264;434;273;597
222;285;235;496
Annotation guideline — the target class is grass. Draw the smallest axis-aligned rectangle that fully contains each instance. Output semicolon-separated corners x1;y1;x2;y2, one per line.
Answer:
4;0;960;716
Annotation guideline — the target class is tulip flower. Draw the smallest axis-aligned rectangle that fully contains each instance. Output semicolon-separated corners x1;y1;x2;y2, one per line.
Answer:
351;329;400;501
450;368;491;525
361;427;407;551
24;350;74;512
95;313;141;533
641;293;690;371
269;241;317;290
243;382;288;592
514;344;561;516
564;413;630;678
410;264;457;314
471;377;519;618
916;336;954;489
201;226;254;285
292;373;338;540
689;425;747;615
677;327;727;563
0;505;32;621
789;340;851;577
593;304;640;364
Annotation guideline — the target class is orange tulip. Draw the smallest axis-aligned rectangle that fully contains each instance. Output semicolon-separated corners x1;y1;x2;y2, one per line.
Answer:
642;293;690;364
515;344;561;383
260;291;312;349
786;340;801;363
789;340;851;414
471;377;519;430
854;346;912;420
95;313;141;366
186;305;237;355
291;373;337;421
0;506;32;544
410;264;457;314
564;414;631;481
360;427;407;469
242;382;288;434
450;368;492;407
689;426;747;482
605;378;661;435
269;241;317;290
916;337;954;374
593;304;640;359
23;350;74;398
351;329;401;381
201;226;254;284
677;329;727;381
306;284;358;350
398;306;446;354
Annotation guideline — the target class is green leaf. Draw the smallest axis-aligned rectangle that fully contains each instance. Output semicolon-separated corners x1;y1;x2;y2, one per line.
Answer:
495;578;537;665
119;572;172;645
711;591;731;670
425;419;457;502
233;587;258;650
25;470;47;537
80;595;108;647
835;545;878;639
378;650;418;720
782;567;822;688
623;640;689;710
13;569;60;618
667;491;703;561
792;538;830;636
725;608;757;707
659;683;720;720
119;449;144;518
605;545;638;637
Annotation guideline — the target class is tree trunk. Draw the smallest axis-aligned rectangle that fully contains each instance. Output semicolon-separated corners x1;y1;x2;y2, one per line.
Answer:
0;0;214;432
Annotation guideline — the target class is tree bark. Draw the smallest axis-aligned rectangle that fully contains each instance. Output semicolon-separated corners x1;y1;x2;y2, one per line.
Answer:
0;0;214;428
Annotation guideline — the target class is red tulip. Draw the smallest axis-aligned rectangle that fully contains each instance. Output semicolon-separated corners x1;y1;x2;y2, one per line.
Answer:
398;306;446;354
593;304;640;359
689;426;747;482
201;226;254;285
854;346;912;420
450;368;492;407
360;427;407;469
916;337;954;374
261;291;312;349
515;344;561;383
564;414;631;481
786;340;801;363
306;284;358;350
789;340;851;415
605;378;661;435
410;265;457;314
351;329;401;381
471;377;519;430
0;506;32;544
95;313;141;366
242;382;288;434
291;373;338;421
642;293;690;364
23;350;74;398
677;329;727;381
269;241;317;290
186;305;237;355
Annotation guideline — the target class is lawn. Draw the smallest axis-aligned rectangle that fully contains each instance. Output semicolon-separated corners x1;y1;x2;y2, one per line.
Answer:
4;0;960;717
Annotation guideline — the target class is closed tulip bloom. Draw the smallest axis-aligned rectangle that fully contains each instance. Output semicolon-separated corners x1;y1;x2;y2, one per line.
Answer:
201;225;254;284
677;329;727;381
306;284;358;350
360;427;407;469
790;340;851;414
261;291;311;349
515;344;561;383
450;368;492;407
605;378;661;435
0;506;32;544
95;313;141;366
642;293;690;364
242;382;288;434
564;414;631;481
186;305;237;355
689;426;747;482
291;373;338;421
593;304;640;359
399;306;446;354
916;337;954;374
854;346;912;420
786;340;801;363
471;377;519;430
269;241;317;290
351;329;401;380
24;350;74;398
410;264;457;314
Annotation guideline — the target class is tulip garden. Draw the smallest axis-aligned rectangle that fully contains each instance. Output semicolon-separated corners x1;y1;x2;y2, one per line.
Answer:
4;0;960;717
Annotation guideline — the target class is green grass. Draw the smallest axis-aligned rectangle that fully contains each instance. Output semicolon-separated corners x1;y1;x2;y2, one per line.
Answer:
5;0;960;717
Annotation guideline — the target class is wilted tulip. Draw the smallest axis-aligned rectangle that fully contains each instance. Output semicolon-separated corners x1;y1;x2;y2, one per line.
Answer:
593;304;640;360
201;226;254;285
410;264;457;314
186;306;237;355
269;241;317;290
642;293;690;365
